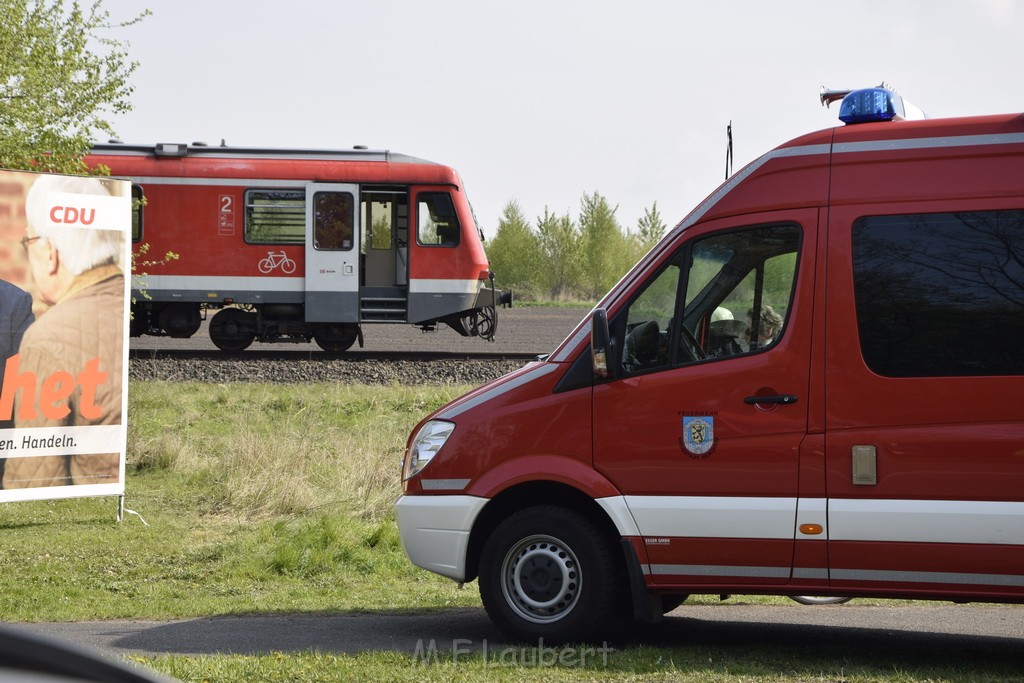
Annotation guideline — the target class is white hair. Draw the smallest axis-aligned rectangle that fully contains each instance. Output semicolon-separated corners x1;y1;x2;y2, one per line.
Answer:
25;174;126;275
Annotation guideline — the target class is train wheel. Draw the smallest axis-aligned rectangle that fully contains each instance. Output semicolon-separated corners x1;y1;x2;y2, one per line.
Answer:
209;308;257;351
314;324;358;352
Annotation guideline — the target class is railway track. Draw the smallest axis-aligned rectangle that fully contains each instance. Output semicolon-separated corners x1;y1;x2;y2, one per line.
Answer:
129;348;543;363
126;307;586;385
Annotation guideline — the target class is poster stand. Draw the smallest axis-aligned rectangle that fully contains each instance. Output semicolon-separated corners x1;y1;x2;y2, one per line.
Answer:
116;495;148;525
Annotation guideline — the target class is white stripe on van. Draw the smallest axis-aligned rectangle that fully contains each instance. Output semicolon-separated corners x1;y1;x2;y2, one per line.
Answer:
612;495;1024;547
625;495;798;539
833;131;1024;155
829;498;1024;546
645;564;1024;588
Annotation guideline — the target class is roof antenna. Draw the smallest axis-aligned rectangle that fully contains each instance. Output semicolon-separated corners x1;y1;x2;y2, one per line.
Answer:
725;121;734;180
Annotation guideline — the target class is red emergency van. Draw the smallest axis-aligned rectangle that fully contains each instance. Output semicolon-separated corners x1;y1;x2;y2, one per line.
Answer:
396;87;1024;642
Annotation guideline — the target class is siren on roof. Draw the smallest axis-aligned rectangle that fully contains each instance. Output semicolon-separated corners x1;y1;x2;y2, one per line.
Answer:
820;83;927;124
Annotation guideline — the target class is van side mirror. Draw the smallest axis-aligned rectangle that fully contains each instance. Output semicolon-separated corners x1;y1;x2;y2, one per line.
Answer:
591;308;616;379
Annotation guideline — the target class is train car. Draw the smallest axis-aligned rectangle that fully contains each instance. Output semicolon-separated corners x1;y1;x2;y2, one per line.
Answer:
89;142;511;351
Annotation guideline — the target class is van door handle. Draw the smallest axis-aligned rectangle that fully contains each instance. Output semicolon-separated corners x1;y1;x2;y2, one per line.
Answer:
743;394;799;405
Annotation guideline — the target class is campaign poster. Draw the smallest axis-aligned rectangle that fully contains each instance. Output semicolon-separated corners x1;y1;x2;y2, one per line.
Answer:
0;169;130;502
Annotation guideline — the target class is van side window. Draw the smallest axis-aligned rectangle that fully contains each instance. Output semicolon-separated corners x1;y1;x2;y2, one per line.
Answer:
853;210;1024;377
417;192;460;247
618;224;800;375
680;224;800;362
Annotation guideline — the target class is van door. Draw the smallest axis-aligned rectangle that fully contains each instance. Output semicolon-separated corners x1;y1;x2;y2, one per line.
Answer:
825;206;1024;598
593;209;820;587
305;183;359;322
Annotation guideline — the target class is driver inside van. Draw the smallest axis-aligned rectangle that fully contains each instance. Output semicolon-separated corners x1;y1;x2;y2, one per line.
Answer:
746;305;783;350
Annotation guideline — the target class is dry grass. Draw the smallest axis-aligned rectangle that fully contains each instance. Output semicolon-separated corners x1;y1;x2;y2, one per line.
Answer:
127;381;467;520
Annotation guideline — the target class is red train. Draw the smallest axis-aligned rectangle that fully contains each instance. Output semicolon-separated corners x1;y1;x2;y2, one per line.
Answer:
89;142;510;351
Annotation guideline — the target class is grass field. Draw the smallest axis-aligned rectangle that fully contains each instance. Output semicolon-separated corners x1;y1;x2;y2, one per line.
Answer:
2;381;1021;682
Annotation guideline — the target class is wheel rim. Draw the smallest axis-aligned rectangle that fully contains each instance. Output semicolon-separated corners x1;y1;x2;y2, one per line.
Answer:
500;534;581;624
791;595;851;605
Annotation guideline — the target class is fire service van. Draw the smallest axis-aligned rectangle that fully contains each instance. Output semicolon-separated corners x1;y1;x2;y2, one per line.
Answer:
396;86;1024;642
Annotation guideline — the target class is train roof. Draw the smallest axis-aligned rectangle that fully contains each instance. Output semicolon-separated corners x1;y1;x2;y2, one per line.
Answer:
91;141;437;166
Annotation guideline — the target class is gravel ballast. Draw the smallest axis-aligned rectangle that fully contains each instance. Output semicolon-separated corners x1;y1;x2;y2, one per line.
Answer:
128;357;529;386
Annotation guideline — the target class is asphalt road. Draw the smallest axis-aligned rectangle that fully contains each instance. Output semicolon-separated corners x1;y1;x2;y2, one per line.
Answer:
14;603;1024;665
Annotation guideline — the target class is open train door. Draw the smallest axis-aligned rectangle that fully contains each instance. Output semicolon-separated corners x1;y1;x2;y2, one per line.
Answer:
304;183;360;322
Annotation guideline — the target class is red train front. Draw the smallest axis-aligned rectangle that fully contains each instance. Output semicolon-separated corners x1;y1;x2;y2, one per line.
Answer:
89;142;510;351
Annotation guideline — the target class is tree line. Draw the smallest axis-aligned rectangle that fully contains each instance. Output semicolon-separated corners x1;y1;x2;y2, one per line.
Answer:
486;193;668;302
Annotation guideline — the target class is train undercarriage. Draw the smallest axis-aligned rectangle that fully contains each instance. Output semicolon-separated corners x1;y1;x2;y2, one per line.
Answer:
130;299;508;353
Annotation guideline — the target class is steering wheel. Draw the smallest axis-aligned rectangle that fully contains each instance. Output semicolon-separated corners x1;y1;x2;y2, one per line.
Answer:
677;323;707;362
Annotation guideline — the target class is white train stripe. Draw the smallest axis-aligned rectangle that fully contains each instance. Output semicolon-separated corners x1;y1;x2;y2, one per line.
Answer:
408;279;481;295
133;274;302;292
132;275;479;295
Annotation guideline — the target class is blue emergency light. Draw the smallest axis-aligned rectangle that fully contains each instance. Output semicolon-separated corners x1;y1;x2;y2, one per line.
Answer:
821;84;927;124
839;87;904;123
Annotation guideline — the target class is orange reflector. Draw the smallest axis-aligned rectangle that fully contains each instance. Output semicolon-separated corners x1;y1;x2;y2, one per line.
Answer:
800;524;824;535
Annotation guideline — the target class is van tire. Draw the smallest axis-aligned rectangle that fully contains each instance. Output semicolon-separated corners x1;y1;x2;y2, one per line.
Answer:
479;505;624;643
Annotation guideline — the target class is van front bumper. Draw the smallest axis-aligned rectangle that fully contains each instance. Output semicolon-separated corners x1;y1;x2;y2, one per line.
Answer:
395;494;488;582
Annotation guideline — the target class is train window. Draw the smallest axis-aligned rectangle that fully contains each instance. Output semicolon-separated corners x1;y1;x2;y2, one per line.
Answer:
131;184;143;242
245;189;305;244
312;191;355;251
417;192;460;247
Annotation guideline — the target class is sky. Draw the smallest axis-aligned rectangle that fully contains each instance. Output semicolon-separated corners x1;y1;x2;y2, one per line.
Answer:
98;0;1024;239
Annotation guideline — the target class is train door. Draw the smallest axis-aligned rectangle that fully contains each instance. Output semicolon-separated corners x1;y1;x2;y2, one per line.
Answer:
304;183;360;322
362;191;409;288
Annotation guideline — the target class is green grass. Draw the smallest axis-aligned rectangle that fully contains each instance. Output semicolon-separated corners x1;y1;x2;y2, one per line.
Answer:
139;640;1024;683
0;381;475;622
2;381;1021;682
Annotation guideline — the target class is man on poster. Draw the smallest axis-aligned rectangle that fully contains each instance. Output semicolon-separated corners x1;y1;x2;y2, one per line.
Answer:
1;174;127;490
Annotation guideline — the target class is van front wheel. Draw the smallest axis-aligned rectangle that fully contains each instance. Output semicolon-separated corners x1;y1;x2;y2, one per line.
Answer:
479;505;624;643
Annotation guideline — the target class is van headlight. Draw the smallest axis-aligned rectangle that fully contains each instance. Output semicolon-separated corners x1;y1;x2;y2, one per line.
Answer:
403;420;455;480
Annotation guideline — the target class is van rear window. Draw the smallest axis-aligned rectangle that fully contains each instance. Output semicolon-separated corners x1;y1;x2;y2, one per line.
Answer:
852;210;1024;377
